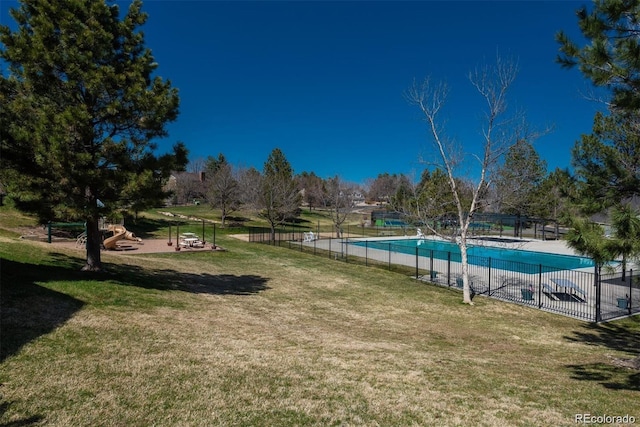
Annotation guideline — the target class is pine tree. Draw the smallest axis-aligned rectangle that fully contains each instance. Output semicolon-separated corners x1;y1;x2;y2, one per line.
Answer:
0;0;184;271
557;0;640;109
494;139;547;237
259;148;300;241
572;111;640;213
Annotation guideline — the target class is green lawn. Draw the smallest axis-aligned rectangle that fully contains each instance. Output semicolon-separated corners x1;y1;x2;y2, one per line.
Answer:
1;207;639;426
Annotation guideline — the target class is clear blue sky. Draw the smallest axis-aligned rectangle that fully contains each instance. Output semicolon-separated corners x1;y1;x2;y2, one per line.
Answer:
1;1;602;184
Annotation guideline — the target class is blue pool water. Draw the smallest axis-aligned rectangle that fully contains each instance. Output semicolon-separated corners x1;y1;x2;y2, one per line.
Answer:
351;239;595;273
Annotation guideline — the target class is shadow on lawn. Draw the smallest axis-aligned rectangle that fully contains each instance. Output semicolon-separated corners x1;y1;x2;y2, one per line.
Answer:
1;252;270;362
564;318;640;391
566;363;640;391
0;400;43;427
1;258;86;363
103;257;271;296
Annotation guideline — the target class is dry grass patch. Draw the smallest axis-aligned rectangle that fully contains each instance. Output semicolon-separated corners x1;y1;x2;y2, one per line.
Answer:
1;236;639;426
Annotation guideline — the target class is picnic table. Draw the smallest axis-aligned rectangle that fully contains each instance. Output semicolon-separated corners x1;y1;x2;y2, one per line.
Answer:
179;233;204;248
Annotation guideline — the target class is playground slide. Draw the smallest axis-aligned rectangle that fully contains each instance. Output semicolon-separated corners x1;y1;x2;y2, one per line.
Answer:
103;225;142;250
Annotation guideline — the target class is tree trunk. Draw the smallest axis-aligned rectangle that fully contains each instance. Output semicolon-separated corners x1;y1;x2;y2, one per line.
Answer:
82;217;103;272
458;237;474;304
269;223;276;243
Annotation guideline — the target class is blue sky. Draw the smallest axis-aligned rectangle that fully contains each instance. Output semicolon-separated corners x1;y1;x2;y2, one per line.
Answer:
1;1;602;184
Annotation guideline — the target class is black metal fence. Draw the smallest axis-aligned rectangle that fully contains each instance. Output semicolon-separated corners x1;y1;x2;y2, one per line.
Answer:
248;228;639;322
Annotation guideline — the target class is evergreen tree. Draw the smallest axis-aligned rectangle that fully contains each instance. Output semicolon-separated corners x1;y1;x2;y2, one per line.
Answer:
205;153;228;176
557;0;640;109
0;0;183;271
572;111;640;213
535;168;579;237
259;148;300;241
494;139;547;237
559;0;640;326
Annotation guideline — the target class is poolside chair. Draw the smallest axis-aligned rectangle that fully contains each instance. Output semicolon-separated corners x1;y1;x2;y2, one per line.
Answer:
521;287;535;301
303;231;317;242
416;228;426;238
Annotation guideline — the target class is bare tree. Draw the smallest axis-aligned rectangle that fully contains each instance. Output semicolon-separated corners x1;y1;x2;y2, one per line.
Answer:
296;171;325;210
205;163;241;227
173;172;205;205
406;57;531;304
187;157;207;174
367;173;401;204
237;166;263;210
323;176;356;238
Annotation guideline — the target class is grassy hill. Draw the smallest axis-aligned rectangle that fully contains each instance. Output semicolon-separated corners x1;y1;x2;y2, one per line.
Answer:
1;204;638;426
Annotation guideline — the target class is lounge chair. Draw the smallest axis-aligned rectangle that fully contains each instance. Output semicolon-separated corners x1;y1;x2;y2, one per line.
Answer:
303;231;317;242
416;228;426;238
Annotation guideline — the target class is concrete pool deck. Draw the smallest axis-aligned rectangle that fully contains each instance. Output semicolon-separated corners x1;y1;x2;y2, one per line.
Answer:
314;234;585;256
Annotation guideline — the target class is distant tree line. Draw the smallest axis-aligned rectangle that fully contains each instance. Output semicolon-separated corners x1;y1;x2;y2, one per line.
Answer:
2;0;638;283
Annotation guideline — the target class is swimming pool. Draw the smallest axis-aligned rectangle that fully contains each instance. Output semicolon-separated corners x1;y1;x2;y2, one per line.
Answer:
350;238;595;273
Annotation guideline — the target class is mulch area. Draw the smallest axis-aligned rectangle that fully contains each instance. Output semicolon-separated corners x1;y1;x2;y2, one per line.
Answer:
54;238;225;254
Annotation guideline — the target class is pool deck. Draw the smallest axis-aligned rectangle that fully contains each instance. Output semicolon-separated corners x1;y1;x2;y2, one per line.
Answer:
300;235;596;271
322;234;584;256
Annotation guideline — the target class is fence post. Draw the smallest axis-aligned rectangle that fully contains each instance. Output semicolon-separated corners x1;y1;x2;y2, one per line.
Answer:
538;264;543;308
388;243;391;271
629;269;634;315
415;246;419;279
47;221;52;243
365;240;368;267
430;250;434;281
488;258;492;296
595;265;602;322
345;236;348;263
447;251;451;286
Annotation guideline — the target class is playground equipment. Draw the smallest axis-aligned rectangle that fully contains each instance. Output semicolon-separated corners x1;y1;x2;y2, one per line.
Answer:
103;224;142;250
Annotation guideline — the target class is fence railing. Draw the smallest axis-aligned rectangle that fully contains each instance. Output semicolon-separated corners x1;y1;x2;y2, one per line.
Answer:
248;228;639;322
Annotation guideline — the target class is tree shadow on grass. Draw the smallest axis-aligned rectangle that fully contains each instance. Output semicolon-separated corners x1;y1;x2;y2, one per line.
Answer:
564;319;640;354
1;257;86;362
564;317;640;391
1;250;270;425
101;255;271;296
0;400;43;427
566;363;640;391
38;251;272;296
1;251;270;361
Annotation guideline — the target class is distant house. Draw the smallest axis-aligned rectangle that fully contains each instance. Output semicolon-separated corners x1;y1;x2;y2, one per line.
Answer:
165;171;206;206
